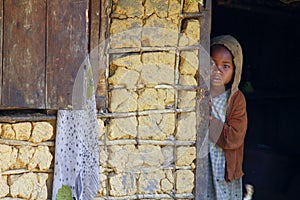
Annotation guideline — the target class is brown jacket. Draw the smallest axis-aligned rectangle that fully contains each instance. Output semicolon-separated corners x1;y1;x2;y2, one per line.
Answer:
210;35;248;182
217;90;247;181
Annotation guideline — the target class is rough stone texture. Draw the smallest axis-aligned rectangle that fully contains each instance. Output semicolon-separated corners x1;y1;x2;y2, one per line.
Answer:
138;170;165;194
110;54;143;72
161;169;174;193
108;117;137;139
176;112;196;141
179;20;200;46
108;145;164;174
98;173;107;196
1;124;16;140
28;146;53;171
176;146;196;166
30;122;53;143
0;145;17;171
9;173;48;200
112;0;144;18
168;0;181;21
138;113;175;140
0;175;9;198
109;67;140;89
109;172;137;196
178;90;197;109
138;89;175;111
99;146;108;169
98;119;106;140
145;0;168;18
161;146;174;167
175;170;194;193
142;14;178;47
109;89;138;112
180;51;199;76
183;0;200;13
14;146;35;169
12;122;32;141
179;75;197;86
110;18;142;48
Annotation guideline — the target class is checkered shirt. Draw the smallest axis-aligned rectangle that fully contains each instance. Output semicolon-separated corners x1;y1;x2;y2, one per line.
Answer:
207;90;243;200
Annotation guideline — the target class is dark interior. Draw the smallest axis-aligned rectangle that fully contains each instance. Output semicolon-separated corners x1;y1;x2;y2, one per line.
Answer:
211;0;300;199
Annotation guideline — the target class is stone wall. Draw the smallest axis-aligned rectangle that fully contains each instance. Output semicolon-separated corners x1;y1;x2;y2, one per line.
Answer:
0;0;204;199
0;121;54;199
97;0;202;199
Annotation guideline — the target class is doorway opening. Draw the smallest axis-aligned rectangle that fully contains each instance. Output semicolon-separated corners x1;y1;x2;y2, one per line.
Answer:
212;0;300;199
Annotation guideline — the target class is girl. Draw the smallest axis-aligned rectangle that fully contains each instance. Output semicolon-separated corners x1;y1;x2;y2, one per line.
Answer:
208;35;248;199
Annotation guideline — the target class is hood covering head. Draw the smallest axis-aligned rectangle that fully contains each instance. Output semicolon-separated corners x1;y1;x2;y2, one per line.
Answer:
211;35;243;96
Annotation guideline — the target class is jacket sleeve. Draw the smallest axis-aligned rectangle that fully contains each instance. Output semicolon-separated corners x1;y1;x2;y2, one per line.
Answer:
217;91;248;150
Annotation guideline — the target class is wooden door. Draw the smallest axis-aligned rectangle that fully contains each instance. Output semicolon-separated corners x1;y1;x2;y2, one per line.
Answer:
0;0;88;109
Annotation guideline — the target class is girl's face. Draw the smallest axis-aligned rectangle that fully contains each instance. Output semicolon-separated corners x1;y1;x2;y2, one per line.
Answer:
211;45;235;87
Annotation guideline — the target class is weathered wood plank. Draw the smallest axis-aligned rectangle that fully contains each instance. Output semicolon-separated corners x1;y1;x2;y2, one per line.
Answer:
195;0;212;199
90;0;108;110
47;0;88;109
0;1;3;104
2;0;46;108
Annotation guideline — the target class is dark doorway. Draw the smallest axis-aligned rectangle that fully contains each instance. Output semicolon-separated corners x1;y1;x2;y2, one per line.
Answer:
212;1;300;199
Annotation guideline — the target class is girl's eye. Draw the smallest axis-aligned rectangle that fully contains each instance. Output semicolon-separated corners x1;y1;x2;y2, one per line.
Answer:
223;65;230;70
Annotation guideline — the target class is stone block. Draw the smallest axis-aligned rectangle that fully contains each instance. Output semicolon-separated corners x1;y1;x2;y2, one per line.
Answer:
14;146;35;169
112;0;144;18
0;145;17;171
138;89;174;111
179;20;200;46
1;124;15;140
138;113;175;140
138;145;165;168
98;173;107;196
0;175;9;198
9;172;48;200
161;169;174;193
108;117;137;140
109;89;138;112
28;146;53;171
138;170;165;194
178;90;196;109
108;145;136;173
98;119;106;140
29;122;53;143
109;172;137;196
142;14;178;47
109;67;140;89
110;18;142;48
179;75;197;86
168;0;181;21
12;122;32;141
161;146;174;167
175;170;194;193
183;0;200;13
176;146;196;166
176;112;196;141
145;0;168;18
110;54;143;72
140;52;175;86
99;146;108;168
179;51;199;75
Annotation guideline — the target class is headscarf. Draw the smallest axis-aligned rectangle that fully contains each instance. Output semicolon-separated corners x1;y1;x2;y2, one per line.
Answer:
211;35;243;114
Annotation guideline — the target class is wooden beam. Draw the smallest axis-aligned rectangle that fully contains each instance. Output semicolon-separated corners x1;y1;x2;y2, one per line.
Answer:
46;0;88;109
2;0;46;108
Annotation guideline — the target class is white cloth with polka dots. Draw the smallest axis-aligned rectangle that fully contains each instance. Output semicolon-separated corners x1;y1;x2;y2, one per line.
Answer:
52;62;99;200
